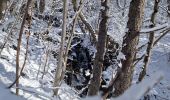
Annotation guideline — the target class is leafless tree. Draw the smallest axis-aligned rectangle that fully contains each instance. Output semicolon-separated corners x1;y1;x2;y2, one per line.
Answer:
138;0;160;82
88;0;109;96
0;0;7;20
113;0;146;96
53;0;68;96
15;0;32;95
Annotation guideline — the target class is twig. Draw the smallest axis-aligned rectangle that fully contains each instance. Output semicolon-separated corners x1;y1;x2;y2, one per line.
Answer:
153;28;170;46
140;24;168;33
133;54;145;66
137;43;148;51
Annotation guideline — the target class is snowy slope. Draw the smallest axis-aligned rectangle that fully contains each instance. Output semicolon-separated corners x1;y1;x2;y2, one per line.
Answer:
0;81;23;100
133;33;170;100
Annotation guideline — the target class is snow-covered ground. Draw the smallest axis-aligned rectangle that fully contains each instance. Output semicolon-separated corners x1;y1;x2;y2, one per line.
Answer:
133;33;170;100
0;26;78;100
0;30;170;100
0;81;23;100
147;35;170;99
0;5;170;100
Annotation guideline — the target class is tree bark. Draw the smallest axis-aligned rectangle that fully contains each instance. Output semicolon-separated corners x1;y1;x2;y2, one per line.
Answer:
88;0;109;96
113;0;146;96
0;0;7;20
138;0;160;82
168;0;170;12
15;0;32;95
53;0;68;96
39;0;45;14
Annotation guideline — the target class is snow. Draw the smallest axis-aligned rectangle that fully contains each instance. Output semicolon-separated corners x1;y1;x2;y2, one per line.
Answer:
115;72;163;100
83;72;163;100
0;81;23;100
0;0;170;100
134;31;170;100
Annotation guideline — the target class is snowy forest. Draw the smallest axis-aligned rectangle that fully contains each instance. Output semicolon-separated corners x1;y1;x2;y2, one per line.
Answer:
0;0;170;100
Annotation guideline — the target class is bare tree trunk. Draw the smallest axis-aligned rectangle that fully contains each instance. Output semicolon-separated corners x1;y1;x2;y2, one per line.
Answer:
53;0;68;96
8;29;31;89
39;0;45;14
138;0;160;82
113;0;146;96
32;0;38;13
41;44;50;79
9;6;33;88
53;0;81;96
60;1;83;84
0;0;7;20
168;0;170;12
15;0;32;95
88;0;109;96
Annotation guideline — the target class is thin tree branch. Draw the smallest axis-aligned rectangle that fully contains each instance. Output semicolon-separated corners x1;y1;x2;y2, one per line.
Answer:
72;0;96;44
153;28;170;46
138;0;160;82
137;43;148;51
140;23;168;33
